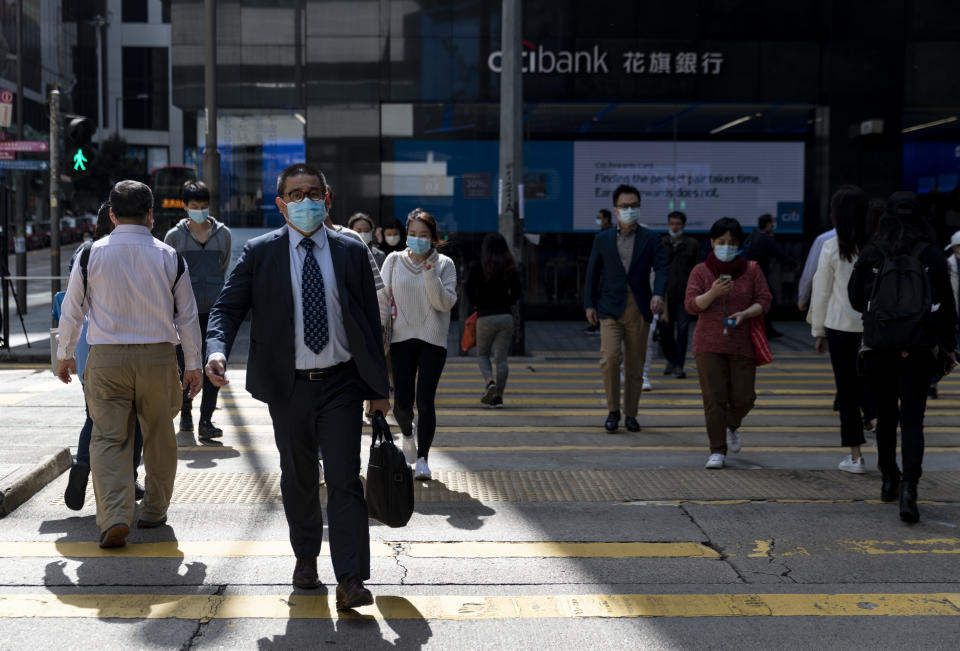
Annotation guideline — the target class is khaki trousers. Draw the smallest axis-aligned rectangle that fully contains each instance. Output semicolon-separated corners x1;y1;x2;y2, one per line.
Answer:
695;352;757;454
84;343;181;532
599;292;650;417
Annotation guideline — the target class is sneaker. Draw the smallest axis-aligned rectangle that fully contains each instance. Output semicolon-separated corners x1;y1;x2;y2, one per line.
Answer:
705;453;725;469
726;428;741;454
583;324;600;335
489;396;504;408
838;455;866;474
64;462;90;511
402;434;417;465
481;380;497;405
414;457;432;480
642;379;653;392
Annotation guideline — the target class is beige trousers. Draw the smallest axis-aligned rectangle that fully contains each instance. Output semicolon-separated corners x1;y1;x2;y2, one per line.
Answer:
84;343;181;532
599;292;650;417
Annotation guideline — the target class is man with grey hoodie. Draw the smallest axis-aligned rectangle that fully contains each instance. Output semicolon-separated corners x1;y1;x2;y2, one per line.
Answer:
164;180;232;439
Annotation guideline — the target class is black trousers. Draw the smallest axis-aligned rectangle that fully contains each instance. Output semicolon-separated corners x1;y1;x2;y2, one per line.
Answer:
390;338;447;461
267;362;369;581
826;329;868;447
865;350;936;484
176;312;220;420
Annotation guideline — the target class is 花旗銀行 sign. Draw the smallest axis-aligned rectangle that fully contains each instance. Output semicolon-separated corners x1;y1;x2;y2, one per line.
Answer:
488;43;724;76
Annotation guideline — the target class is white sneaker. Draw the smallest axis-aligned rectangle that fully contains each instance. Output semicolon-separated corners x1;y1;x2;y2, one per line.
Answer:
319;460;325;486
414;457;432;480
705;453;725;469
642;379;653;392
402;434;417;465
726;428;741;454
838;455;866;474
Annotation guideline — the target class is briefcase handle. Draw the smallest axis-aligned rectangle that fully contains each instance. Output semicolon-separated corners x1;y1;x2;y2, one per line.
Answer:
372;410;394;446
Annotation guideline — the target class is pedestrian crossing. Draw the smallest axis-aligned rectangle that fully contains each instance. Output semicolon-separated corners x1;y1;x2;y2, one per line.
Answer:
2;353;960;644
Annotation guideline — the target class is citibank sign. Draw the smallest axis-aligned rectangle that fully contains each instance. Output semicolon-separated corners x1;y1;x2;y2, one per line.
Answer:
488;41;609;74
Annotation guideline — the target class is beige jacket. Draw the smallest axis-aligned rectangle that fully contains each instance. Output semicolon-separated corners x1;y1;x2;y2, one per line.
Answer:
808;237;863;337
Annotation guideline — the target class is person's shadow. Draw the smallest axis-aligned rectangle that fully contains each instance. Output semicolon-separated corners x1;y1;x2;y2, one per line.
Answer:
410;481;496;531
176;431;243;470
257;593;431;649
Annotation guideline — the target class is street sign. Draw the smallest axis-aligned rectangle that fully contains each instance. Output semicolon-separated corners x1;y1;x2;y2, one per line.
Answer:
0;160;49;171
0;141;49;153
0;90;12;128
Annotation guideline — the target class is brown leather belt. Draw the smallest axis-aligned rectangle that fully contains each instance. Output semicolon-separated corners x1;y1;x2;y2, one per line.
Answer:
294;360;354;381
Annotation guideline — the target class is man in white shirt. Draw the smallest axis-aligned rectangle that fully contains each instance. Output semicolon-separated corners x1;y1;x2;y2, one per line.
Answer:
55;180;203;549
797;228;836;310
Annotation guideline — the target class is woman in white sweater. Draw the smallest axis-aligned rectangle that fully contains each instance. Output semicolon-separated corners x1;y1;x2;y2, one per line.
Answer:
379;209;458;480
809;185;875;473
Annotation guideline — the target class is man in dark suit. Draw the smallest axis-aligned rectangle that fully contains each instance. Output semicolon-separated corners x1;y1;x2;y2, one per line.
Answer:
205;163;389;611
584;184;668;433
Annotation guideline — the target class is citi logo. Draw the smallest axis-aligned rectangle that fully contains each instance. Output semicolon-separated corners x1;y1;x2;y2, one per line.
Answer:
488;41;609;74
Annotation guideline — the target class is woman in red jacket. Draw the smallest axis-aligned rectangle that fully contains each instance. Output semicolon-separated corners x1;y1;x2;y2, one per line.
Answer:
685;217;772;469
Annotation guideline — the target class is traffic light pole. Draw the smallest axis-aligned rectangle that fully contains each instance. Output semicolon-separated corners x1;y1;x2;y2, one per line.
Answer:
49;89;61;310
14;0;26;313
203;0;220;216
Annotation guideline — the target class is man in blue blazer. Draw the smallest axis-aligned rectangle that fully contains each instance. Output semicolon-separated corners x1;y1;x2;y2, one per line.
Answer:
584;184;669;433
204;163;389;611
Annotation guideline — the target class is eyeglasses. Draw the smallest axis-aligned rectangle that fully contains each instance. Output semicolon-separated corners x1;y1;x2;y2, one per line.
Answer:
285;189;325;202
616;202;640;209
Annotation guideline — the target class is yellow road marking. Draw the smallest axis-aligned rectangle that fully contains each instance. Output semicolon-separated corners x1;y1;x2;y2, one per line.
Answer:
0;541;714;559
2;593;960;619
840;538;960;555
176;445;960;454
223;397;934;407
204;407;960;417
0;394;33;406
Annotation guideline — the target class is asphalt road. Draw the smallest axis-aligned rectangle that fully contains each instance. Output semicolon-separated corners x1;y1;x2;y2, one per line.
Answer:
2;350;960;649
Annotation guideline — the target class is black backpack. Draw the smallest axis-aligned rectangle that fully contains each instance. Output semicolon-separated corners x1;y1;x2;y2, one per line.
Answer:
862;242;933;350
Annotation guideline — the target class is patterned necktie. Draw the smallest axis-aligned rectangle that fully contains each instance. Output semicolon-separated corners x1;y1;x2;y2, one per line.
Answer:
300;238;328;354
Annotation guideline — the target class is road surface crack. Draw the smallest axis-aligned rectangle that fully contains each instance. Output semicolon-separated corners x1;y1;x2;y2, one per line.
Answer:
181;584;227;651
678;504;747;584
392;543;409;586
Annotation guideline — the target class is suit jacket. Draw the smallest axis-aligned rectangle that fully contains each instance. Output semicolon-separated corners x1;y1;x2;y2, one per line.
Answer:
584;226;669;322
206;227;389;404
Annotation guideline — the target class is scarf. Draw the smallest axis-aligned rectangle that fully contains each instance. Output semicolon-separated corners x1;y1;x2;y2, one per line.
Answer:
704;251;750;279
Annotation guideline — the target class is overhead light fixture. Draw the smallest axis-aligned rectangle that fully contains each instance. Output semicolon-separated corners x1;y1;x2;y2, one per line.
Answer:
710;115;752;135
293;113;306;125
901;116;958;134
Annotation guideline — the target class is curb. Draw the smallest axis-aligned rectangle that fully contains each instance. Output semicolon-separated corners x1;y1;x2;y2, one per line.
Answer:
0;448;72;517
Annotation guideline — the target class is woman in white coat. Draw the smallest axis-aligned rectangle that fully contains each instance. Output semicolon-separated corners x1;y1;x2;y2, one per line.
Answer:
809;185;875;473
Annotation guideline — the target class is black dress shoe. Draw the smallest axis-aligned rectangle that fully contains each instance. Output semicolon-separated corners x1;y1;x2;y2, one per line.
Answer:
293;557;321;589
900;483;920;523
136;516;167;529
99;523;129;549
624;416;641;432
672;370;687;379
198;420;223;439
135;481;145;501
604;411;621;433
64;463;90;511
881;474;900;503
336;574;374;610
179;409;194;433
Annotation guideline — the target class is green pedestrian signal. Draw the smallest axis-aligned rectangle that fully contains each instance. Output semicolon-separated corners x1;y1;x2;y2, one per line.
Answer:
73;148;88;171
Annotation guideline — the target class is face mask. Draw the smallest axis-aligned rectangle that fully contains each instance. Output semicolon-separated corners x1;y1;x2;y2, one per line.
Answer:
618;207;640;225
358;231;373;245
284;198;326;234
407;236;432;255
187;208;209;224
714;244;738;263
385;234;401;247
595;219;603;227
669;228;683;239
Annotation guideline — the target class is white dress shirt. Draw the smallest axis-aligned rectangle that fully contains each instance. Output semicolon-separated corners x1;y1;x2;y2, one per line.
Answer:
56;224;203;369
798;228;836;307
288;225;352;370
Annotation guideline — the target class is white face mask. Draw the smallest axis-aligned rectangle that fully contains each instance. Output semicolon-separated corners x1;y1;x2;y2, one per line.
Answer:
714;244;738;262
385;234;401;247
669;228;683;239
595;218;603;227
358;231;373;245
618;207;640;225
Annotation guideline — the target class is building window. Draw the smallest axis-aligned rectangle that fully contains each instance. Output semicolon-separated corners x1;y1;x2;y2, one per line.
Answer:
162;1;170;24
122;0;148;23
122;47;169;131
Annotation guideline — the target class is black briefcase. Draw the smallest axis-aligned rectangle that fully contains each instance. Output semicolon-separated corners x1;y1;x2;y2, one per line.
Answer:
366;411;414;527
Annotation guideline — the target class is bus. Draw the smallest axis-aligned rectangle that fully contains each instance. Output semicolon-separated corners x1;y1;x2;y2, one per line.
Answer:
149;165;198;237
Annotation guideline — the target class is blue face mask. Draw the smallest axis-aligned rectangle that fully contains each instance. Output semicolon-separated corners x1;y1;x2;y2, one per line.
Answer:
714;244;739;263
407;236;432;255
618;207;640;225
285;198;326;234
187;208;209;224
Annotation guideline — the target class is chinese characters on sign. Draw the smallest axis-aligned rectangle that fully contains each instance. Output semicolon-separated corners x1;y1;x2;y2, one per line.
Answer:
622;51;725;75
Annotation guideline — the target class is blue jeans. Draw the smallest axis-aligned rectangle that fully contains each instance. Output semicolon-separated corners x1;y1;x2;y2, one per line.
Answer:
77;398;142;477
